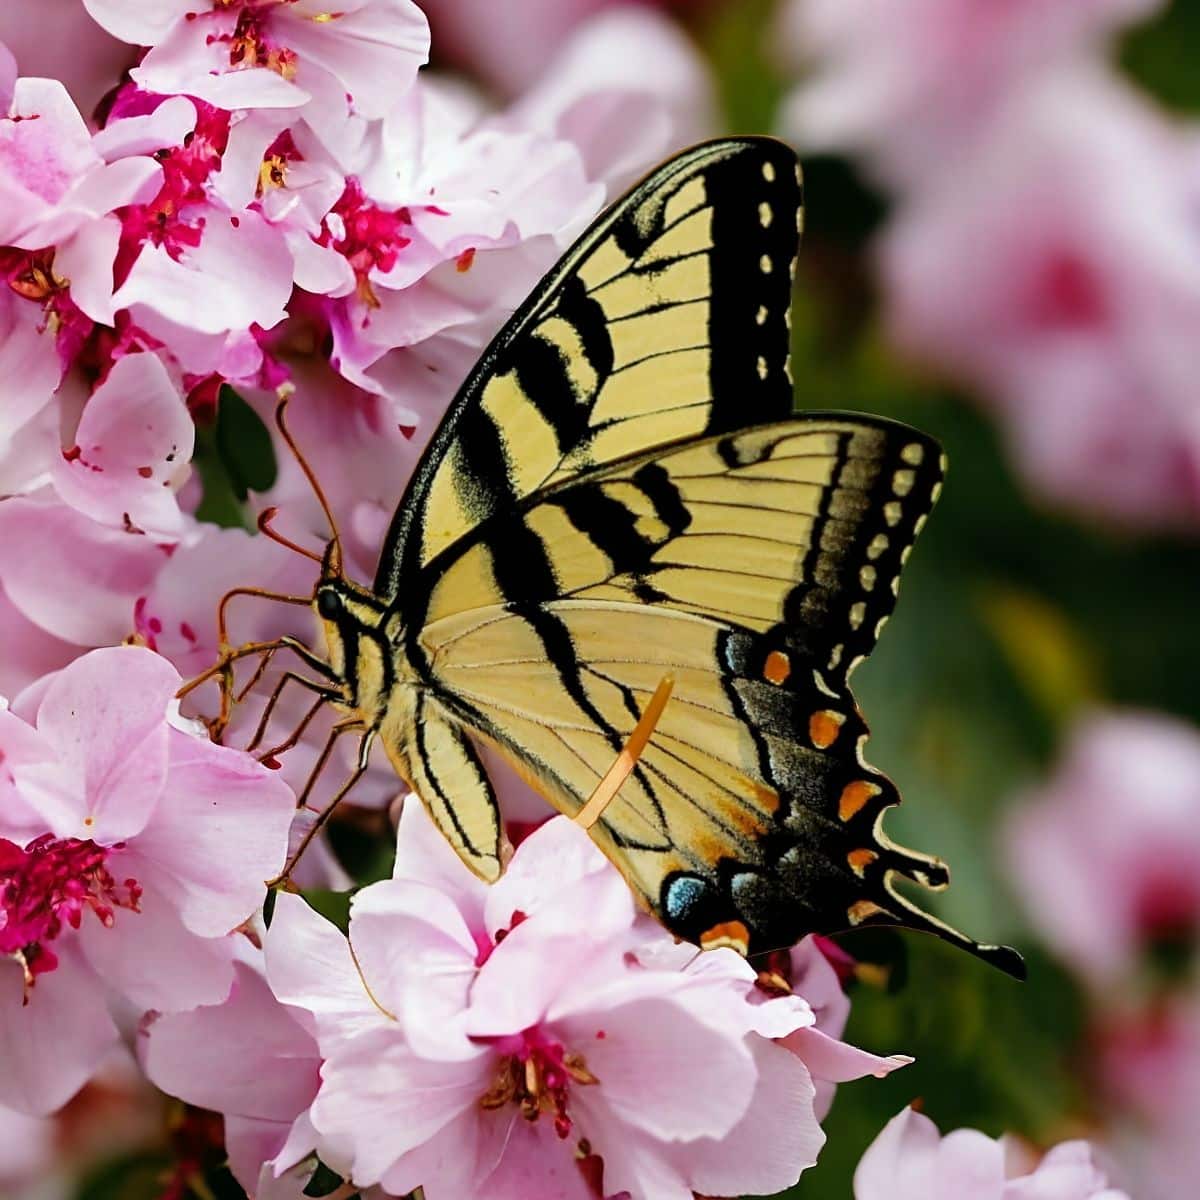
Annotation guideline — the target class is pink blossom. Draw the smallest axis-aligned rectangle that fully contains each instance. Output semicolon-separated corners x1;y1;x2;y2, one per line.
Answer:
1005;711;1200;987
86;0;430;162
0;74;160;250
0;646;294;1114
427;0;701;99
778;0;1164;186
1098;992;1200;1200
141;953;322;1197
263;800;906;1199
853;1106;1128;1200
0;288;62;496
0;1102;57;1199
0;493;170;646
502;6;716;192
0;584;75;701
52;352;194;538
0;5;133;120
879;68;1200;529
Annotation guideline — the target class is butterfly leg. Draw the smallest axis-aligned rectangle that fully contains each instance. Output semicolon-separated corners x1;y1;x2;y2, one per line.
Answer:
246;670;342;755
266;723;375;888
177;634;335;741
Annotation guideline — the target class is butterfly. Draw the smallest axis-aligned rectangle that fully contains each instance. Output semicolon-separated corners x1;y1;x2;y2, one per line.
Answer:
197;137;1022;978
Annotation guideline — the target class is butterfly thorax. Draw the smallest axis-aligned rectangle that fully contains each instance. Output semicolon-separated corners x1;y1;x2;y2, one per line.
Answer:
314;577;414;735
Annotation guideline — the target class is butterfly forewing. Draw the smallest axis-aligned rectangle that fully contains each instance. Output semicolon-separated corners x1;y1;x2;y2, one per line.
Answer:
373;137;803;597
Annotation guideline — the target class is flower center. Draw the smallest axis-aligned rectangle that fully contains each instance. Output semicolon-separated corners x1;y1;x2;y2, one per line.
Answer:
0;835;141;998
115;99;231;274
0;247;94;365
479;1029;598;1140
317;179;414;307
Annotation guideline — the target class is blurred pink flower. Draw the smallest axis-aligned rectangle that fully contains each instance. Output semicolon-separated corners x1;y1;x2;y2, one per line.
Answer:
427;0;700;98
0;646;294;1114
1005;711;1200;987
854;1106;1128;1199
1098;991;1200;1200
259;800;905;1199
501;6;717;192
879;68;1200;529
778;0;1163;186
0;5;133;121
0;1102;58;1199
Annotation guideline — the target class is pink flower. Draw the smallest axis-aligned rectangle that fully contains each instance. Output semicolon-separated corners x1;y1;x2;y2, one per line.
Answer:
86;0;430;162
141;953;323;1198
0;6;133;120
0;646;294;1114
504;6;717;193
262;800;906;1199
854;1107;1128;1199
0;66;161;388
878;68;1200;529
52;352;194;538
0;74;160;250
1005;711;1200;988
427;0;702;99
1098;992;1200;1200
0;1102;56;1199
778;0;1163;186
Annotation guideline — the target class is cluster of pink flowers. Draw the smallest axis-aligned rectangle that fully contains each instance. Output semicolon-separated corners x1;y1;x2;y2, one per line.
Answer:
0;3;1142;1198
780;0;1200;530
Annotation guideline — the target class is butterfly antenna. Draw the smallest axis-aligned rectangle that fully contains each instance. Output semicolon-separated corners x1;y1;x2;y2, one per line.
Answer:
576;674;674;830
274;398;344;576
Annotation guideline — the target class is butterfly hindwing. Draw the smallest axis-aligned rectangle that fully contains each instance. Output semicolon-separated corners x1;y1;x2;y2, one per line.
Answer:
410;416;1021;973
373;137;803;596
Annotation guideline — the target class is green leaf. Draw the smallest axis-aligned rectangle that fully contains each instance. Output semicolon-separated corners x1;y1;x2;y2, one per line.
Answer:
216;385;278;499
1120;0;1200;114
301;888;352;933
303;1162;347;1197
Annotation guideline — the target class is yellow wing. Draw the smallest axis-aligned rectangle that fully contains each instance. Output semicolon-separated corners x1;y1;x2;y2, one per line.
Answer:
405;417;1021;974
373;137;803;596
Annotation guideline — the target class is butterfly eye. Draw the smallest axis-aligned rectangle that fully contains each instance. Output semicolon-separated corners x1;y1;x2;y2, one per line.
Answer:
317;588;343;620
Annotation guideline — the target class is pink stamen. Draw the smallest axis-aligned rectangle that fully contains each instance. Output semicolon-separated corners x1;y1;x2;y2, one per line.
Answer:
317;178;414;306
0;835;141;999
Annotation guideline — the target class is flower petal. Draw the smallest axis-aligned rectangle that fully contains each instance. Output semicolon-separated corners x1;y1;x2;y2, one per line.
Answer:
0;945;118;1115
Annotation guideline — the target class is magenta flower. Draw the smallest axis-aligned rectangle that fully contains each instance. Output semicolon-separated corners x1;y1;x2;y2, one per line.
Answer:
854;1107;1129;1200
0;646;294;1114
1006;711;1200;987
256;799;907;1199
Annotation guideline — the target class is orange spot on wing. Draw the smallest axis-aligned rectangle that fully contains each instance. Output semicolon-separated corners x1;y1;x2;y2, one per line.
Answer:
847;848;879;876
838;779;881;822
847;899;886;925
809;709;845;749
699;920;751;955
763;650;791;685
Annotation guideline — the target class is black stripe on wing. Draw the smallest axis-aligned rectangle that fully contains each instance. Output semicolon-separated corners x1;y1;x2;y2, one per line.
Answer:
375;137;803;598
